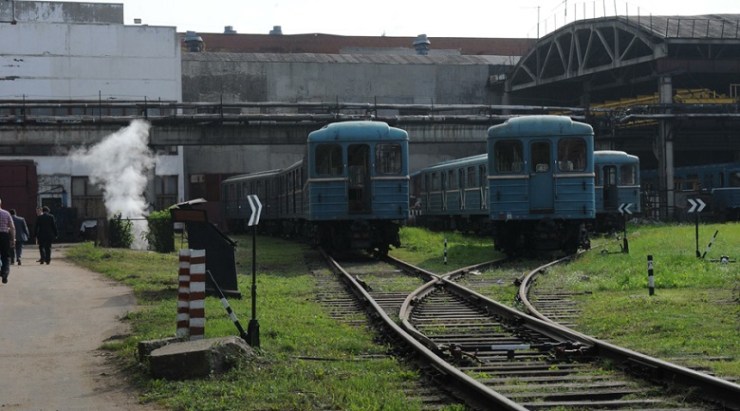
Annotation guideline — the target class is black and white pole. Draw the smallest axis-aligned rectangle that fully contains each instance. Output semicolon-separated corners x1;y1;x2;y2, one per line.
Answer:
701;230;719;260
647;255;655;296
444;237;448;265
206;269;248;342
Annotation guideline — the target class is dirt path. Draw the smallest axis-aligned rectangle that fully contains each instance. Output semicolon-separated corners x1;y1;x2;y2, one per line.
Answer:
0;245;162;410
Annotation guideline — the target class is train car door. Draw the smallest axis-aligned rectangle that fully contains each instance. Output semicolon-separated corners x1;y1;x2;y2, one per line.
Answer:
529;141;554;213
348;144;371;213
602;165;618;210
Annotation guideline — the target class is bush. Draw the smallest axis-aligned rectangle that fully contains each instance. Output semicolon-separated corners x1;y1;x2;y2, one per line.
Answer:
108;214;133;248
146;209;174;253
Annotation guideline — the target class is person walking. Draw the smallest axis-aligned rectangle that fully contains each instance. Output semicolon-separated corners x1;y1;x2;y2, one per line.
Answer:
10;209;29;265
35;206;58;265
0;199;17;283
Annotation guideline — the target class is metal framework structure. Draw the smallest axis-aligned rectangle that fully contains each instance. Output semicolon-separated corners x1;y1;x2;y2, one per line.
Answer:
506;15;740;101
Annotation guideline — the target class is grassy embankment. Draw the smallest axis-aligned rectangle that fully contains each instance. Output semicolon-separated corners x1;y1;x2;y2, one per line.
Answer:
65;222;738;409
395;223;739;379
66;235;470;411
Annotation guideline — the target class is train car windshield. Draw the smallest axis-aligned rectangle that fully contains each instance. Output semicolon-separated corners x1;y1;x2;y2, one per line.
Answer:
494;140;524;173
375;143;403;175
316;144;343;176
620;164;637;185
557;138;586;171
731;171;740;187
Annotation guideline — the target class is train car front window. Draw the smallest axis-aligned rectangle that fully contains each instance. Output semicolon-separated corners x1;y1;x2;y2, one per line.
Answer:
375;143;402;175
620;165;636;185
730;171;740;187
558;138;586;171
316;144;343;176
494;140;524;173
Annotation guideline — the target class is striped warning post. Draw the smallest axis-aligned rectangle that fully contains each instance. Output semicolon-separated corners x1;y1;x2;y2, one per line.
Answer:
176;249;191;338
188;249;207;340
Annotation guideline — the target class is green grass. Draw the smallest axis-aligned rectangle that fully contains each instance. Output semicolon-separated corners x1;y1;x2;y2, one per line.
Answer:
64;222;739;408
65;236;458;411
391;226;503;272
541;222;740;378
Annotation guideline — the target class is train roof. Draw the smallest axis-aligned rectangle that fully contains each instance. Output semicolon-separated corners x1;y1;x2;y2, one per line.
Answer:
487;115;593;139
413;153;487;174
221;160;303;184
308;120;408;143
594;150;639;164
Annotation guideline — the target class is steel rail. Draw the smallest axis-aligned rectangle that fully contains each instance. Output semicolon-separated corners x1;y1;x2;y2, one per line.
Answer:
517;255;740;410
321;250;527;411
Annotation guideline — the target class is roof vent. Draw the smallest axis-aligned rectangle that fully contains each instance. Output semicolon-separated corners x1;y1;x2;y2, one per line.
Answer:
269;25;283;35
413;34;431;55
224;26;237;34
184;31;205;52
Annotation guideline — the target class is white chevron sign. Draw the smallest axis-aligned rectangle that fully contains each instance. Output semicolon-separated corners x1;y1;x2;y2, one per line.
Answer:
247;195;262;226
687;198;706;213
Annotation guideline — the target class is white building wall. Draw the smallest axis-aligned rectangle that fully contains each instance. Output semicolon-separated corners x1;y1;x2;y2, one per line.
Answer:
0;1;184;213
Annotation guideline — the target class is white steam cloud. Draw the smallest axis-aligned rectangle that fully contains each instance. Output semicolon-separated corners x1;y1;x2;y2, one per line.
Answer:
71;119;155;250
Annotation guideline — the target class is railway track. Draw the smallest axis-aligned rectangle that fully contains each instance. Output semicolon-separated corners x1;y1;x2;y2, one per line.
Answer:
316;249;740;410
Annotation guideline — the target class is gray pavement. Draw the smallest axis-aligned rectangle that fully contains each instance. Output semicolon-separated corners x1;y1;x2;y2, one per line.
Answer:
0;244;160;410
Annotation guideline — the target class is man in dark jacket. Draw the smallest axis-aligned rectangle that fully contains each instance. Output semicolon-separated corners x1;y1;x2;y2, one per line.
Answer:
35;206;58;265
10;209;29;265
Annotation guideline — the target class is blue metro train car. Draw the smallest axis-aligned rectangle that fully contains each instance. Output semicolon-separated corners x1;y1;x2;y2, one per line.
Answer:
642;161;740;221
222;121;409;254
593;150;641;231
409;154;490;233
487;115;595;255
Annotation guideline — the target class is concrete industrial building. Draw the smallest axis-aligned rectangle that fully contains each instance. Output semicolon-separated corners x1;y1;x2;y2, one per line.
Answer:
0;1;184;233
1;0;738;228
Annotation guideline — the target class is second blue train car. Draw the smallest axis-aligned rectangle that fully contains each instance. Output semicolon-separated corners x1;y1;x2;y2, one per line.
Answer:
593;150;641;231
222;120;409;254
487;115;595;255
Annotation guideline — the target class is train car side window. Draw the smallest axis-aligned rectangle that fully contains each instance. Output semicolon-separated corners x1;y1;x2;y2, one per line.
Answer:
478;165;486;186
316;144;343;176
531;142;550;172
620;164;636;185
558;138;586;171
494;140;524;173
375;143;402;175
448;170;457;190
466;166;476;188
431;172;440;191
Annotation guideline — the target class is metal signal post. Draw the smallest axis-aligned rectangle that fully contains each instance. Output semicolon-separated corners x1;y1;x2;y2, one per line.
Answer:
687;198;706;258
246;195;263;348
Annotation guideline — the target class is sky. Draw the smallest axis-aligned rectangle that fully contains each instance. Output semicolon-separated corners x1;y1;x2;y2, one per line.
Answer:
63;0;738;38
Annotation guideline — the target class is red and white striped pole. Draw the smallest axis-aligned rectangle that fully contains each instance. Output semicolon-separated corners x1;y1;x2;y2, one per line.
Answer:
176;249;191;338
189;249;206;340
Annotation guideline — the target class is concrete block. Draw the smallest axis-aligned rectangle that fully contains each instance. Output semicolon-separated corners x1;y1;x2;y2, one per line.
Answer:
149;336;255;380
137;336;186;362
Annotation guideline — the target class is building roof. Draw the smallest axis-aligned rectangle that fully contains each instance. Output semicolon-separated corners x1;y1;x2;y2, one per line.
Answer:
180;32;536;57
182;51;519;66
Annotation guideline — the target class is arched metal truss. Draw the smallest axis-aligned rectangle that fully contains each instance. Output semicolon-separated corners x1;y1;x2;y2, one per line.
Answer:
507;15;740;93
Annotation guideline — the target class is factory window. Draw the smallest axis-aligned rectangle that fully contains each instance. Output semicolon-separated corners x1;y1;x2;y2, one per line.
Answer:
71;177;106;220
375;144;402;175
155;175;178;210
494;140;523;173
557;138;586;171
620;165;636;185
315;144;343;176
